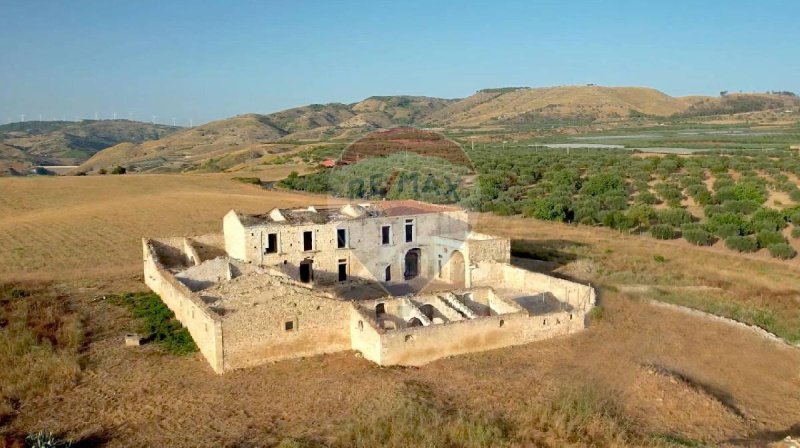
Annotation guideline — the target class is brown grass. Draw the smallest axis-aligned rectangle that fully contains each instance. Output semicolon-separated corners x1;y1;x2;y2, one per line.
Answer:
0;285;83;424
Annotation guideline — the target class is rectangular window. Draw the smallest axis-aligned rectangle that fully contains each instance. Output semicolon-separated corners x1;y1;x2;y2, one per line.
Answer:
285;320;294;331
338;259;347;282
337;228;347;249
385;265;391;281
303;231;313;251
265;233;278;254
405;219;414;242
381;225;391;245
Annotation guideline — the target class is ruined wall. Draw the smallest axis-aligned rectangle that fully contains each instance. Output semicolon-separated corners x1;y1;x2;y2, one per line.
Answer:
350;306;384;364
142;239;225;373
373;309;582;366
467;235;511;265
223;210;247;260
500;265;595;311
221;289;351;370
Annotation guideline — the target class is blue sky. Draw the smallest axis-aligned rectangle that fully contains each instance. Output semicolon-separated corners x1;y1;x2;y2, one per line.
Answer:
1;0;799;125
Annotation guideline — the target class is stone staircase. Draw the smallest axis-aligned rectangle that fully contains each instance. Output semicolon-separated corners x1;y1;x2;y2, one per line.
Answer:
440;292;477;319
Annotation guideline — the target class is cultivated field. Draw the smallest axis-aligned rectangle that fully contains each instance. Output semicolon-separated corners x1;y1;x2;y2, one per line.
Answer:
1;173;799;447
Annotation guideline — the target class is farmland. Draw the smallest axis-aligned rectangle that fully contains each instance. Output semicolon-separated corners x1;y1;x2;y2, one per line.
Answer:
1;171;799;446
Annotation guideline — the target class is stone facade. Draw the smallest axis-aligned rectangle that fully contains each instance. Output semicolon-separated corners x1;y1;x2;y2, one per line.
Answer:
143;200;595;373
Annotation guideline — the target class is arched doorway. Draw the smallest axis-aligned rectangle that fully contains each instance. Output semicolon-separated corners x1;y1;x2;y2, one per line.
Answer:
404;248;421;279
408;317;423;327
448;250;465;286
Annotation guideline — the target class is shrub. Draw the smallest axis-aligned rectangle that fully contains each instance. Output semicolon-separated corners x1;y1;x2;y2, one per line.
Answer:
635;191;657;205
523;197;571;222
110;165;127;175
650;224;677;240
792;227;800;239
722;200;759;215
655;208;693;227
707;212;752;235
714;223;741;239
97;168;107;175
653;255;667;263
683;228;713;246
756;230;786;248
751;207;788;230
768;243;797;260
725;236;758;252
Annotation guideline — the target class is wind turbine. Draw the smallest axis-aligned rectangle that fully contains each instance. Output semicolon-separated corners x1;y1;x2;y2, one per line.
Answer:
94;111;99;120
172;117;176;126
112;112;117;120
151;115;157;124
20;114;25;122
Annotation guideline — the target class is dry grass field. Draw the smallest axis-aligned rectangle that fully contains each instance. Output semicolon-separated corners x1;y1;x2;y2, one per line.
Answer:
1;173;799;447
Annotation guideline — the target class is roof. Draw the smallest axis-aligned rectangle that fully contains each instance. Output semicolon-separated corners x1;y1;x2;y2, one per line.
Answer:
235;200;461;227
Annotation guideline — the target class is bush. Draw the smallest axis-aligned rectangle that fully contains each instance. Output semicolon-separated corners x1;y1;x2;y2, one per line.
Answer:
714;223;741;239
725;236;758;252
768;243;797;260
752;207;788;230
635;191;657;205
650;224;677;240
792;227;800;239
706;212;752;235
683;228;713;246
756;230;787;248
110;165;127;175
655;208;693;227
97;168;107;175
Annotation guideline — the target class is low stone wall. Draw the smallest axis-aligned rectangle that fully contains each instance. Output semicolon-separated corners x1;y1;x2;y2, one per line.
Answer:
143;238;225;373
351;306;583;366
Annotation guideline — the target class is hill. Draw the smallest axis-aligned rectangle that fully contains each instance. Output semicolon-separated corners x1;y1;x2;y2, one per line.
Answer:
424;85;700;126
0;120;178;174
77;86;800;173
79;96;455;173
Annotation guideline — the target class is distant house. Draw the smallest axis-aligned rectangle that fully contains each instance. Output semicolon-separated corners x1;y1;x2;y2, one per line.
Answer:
320;158;337;168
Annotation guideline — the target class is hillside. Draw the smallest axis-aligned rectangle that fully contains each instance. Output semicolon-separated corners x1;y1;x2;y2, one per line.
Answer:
77;86;800;174
0;120;178;173
424;85;700;126
79;96;455;173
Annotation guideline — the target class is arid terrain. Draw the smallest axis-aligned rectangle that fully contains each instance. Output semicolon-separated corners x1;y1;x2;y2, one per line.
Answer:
2;171;799;447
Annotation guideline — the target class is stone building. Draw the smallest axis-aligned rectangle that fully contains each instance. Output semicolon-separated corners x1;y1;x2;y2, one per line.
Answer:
143;200;595;373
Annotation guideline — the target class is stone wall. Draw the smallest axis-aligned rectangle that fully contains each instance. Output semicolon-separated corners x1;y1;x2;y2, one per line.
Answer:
350;305;583;366
221;289;351;370
142;238;225;373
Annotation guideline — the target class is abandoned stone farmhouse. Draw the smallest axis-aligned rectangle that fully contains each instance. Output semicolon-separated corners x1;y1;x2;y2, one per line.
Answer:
143;200;596;373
